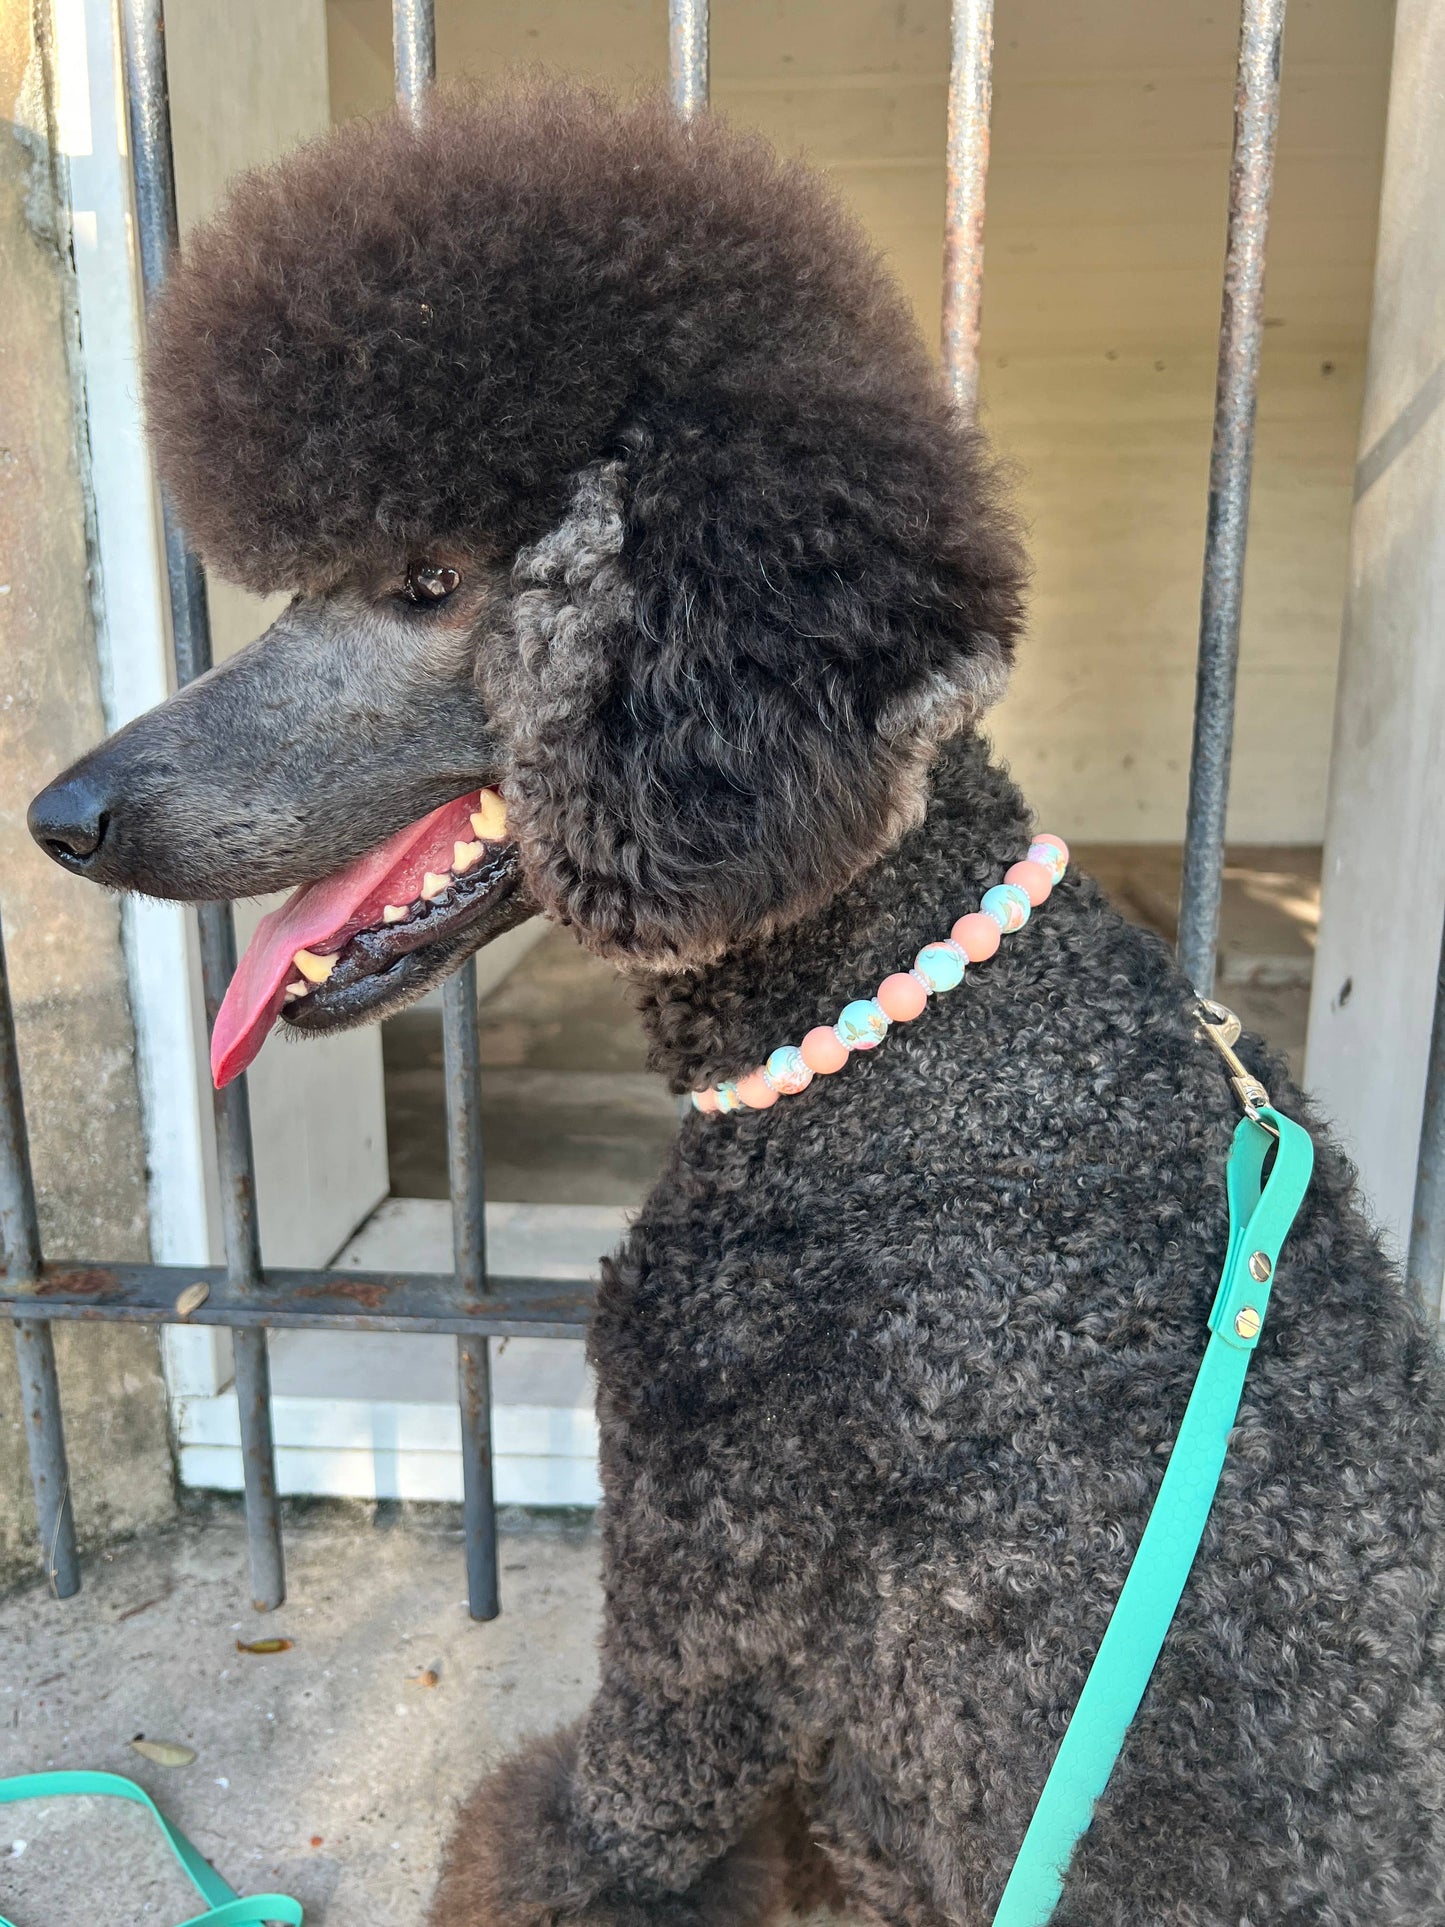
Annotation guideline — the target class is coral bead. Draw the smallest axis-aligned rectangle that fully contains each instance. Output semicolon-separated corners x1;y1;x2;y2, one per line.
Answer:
914;941;966;993
801;1026;850;1074
736;1069;780;1110
877;973;928;1022
1006;859;1054;907
836;999;890;1049
1029;834;1069;883
951;912;1001;962
691;1088;719;1113
982;882;1031;933
766;1046;813;1095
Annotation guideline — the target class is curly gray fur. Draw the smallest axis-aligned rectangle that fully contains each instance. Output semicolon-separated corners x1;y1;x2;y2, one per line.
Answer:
434;735;1445;1925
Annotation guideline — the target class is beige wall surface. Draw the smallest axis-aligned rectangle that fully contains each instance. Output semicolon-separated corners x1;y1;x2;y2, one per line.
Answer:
327;0;1392;843
1;0;174;1591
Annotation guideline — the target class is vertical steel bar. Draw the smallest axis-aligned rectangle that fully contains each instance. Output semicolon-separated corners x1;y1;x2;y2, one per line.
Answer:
119;0;284;1611
390;0;499;1620
941;0;995;413
392;0;435;121
444;962;499;1621
1177;0;1287;996
1407;919;1445;1323
1;915;80;1599
669;0;709;116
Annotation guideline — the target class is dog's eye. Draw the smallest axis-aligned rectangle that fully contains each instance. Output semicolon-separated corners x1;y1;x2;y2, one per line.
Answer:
403;562;460;605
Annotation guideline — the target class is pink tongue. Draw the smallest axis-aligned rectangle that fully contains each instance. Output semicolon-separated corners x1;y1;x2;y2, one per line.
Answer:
211;793;485;1088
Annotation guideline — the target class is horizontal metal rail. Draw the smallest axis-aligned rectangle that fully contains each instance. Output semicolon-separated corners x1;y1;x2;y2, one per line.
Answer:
1;1264;594;1339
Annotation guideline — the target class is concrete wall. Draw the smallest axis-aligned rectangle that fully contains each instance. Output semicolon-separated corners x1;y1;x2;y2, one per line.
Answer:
329;0;1392;844
0;0;174;1591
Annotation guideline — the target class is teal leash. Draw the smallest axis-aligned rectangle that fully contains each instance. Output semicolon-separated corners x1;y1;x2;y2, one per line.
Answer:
993;1002;1315;1925
0;1771;302;1926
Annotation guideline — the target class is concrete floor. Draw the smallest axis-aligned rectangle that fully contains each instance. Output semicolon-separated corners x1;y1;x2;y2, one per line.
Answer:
1;1512;604;1926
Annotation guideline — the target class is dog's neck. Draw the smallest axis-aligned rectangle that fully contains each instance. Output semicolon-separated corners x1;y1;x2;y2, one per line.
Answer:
632;734;1035;1093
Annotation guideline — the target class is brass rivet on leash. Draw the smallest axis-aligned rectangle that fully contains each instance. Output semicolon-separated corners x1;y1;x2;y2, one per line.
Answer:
1234;1306;1262;1340
1248;1251;1272;1283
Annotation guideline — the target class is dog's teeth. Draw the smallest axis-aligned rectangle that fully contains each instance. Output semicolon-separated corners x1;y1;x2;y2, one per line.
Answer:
291;947;337;984
471;791;507;842
283;980;309;1001
453;839;484;873
421;871;451;901
382;904;408;924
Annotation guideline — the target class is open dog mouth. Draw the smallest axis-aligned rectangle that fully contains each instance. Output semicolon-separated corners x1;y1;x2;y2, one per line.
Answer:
211;788;523;1087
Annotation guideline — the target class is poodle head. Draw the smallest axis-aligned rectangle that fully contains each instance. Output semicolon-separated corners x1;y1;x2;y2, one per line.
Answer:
35;84;1026;1075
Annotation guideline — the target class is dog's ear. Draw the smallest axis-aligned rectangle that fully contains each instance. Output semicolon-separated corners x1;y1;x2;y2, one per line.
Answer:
487;415;1024;967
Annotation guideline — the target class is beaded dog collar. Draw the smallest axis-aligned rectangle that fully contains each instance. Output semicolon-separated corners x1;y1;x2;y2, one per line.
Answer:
691;833;1070;1114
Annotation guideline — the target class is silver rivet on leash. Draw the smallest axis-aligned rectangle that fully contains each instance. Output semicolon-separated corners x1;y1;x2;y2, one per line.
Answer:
1234;1306;1263;1340
1248;1251;1272;1283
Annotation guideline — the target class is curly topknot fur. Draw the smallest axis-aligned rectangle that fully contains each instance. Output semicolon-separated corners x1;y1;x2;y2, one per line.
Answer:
146;83;1024;622
146;84;1027;962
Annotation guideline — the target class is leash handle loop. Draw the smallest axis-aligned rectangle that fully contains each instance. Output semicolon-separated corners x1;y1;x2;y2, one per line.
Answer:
0;1770;303;1926
991;1105;1314;1926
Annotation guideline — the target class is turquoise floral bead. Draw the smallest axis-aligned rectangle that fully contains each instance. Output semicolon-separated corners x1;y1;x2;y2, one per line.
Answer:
836;998;890;1050
914;941;966;992
1029;837;1068;885
715;1081;743;1112
982;882;1031;933
766;1045;814;1095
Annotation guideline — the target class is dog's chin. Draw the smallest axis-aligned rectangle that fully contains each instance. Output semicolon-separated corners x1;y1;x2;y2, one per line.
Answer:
281;848;535;1037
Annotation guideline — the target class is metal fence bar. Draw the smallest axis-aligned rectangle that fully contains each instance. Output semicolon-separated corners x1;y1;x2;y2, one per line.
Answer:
1;915;80;1599
1407;921;1445;1323
941;0;995;413
445;962;498;1620
391;0;500;1622
119;0;285;1612
1177;0;1287;996
669;0;709;116
393;0;435;119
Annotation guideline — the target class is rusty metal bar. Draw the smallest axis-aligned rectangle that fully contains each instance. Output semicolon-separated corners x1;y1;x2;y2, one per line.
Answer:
669;0;709;116
120;0;285;1612
1177;0;1287;996
393;0;435;122
941;0;995;413
444;961;500;1620
1407;919;1445;1323
1;915;80;1599
1;1261;593;1338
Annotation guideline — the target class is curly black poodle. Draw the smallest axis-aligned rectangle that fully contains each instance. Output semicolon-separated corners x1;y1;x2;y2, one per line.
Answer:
29;84;1445;1926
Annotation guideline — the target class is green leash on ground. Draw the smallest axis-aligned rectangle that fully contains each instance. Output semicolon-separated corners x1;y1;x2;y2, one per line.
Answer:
993;1003;1315;1924
0;1770;302;1926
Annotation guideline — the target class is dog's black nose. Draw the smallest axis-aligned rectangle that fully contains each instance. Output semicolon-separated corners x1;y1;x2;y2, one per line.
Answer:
28;773;111;872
